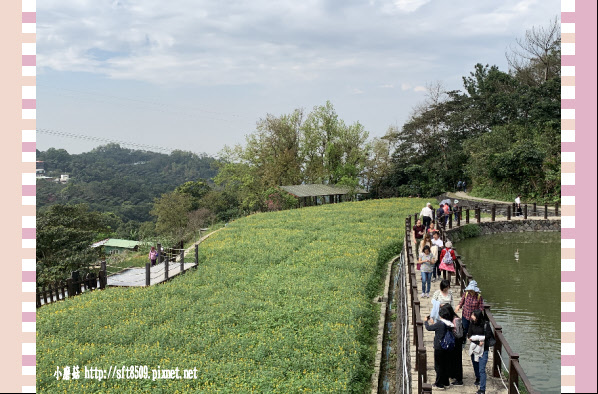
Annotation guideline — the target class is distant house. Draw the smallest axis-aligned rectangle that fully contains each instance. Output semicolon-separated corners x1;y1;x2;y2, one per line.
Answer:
36;161;45;177
59;174;70;183
92;238;140;255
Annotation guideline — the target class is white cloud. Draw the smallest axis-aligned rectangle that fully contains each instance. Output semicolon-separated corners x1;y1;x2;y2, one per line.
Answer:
394;0;431;13
401;83;412;91
413;86;427;92
351;88;365;95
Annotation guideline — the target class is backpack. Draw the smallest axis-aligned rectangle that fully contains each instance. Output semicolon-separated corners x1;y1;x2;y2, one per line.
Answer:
453;318;463;339
442;249;454;265
440;326;455;350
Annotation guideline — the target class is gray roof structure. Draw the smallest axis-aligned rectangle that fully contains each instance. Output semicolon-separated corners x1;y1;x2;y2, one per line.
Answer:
280;184;368;198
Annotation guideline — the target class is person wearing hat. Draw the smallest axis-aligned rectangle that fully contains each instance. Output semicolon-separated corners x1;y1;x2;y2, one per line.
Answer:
456;280;484;336
439;241;457;282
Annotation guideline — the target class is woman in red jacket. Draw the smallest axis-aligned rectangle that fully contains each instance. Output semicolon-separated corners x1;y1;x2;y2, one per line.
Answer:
439;241;457;282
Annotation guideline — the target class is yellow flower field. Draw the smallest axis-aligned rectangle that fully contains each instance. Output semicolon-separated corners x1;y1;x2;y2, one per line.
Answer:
37;198;425;393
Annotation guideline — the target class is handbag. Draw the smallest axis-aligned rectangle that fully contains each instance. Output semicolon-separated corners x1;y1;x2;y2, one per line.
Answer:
417;263;421;270
485;321;497;347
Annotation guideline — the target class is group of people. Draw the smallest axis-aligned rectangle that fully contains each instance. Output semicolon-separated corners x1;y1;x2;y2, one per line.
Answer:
414;204;493;393
425;279;491;393
456;180;467;193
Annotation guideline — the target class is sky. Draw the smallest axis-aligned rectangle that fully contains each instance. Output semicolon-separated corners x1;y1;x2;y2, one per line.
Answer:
37;0;560;157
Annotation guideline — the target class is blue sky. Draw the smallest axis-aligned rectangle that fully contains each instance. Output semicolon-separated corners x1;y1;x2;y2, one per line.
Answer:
37;0;560;157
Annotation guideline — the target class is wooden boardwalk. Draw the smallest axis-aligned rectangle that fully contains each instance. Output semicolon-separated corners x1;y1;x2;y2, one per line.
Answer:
404;213;560;392
405;258;508;393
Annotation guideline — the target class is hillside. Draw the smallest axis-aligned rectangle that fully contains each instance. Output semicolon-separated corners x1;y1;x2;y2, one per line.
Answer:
36;144;218;222
37;198;425;393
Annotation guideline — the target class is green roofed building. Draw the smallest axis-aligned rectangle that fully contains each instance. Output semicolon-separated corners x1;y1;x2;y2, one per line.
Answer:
92;238;140;254
280;184;368;207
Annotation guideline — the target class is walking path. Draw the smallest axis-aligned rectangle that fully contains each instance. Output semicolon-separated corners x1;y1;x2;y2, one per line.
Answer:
446;192;558;212
107;228;224;287
406;252;508;393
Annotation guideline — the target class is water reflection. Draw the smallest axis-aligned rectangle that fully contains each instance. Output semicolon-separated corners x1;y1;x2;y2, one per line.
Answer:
456;232;560;393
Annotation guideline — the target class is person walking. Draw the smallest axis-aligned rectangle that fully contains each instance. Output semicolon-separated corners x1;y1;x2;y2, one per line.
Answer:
515;194;522;216
420;203;434;230
439;241;457;282
432;279;454;307
412;219;425;253
453;200;460;222
419;245;434;298
455;280;484;336
467;309;494;393
441;304;464;386
149;246;158;266
457;180;463;192
443;203;451;226
462;180;467;193
425;307;455;389
431;232;443;282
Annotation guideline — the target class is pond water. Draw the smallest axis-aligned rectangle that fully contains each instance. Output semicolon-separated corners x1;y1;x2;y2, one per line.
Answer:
455;231;560;393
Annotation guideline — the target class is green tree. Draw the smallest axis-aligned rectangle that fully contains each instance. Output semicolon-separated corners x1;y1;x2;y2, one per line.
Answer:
150;191;193;243
36;204;111;287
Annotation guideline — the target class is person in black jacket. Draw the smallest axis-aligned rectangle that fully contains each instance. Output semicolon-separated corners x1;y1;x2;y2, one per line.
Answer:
425;307;454;389
441;304;464;386
467;309;493;394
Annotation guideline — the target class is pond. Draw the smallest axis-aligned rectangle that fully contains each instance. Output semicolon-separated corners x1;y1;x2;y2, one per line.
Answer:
455;231;560;393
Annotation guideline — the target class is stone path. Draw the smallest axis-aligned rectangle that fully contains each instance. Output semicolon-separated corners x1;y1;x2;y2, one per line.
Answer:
406;248;508;393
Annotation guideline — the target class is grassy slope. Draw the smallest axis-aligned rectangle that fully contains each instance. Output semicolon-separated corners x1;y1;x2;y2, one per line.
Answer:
37;198;425;393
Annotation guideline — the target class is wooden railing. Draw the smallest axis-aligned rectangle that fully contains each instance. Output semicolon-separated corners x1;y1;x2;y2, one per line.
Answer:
404;218;432;394
406;214;540;394
411;201;559;233
37;262;107;308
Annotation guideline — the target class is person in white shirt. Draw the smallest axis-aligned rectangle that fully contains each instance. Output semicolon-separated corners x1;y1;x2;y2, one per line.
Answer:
431;231;444;282
420;203;434;230
515;195;522;216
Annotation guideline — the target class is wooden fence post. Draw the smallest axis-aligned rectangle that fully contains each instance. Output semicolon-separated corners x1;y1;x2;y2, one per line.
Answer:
157;243;162;264
36;290;41;308
509;354;520;393
533;203;537;216
456;207;461;226
100;261;107;289
66;279;73;298
524;204;528;219
555;202;559;216
544;204;548;219
195;244;199;266
466;209;469;224
491;205;496;221
507;205;511;220
180;247;185;273
165;253;169;281
144;262;150;286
